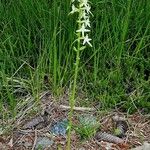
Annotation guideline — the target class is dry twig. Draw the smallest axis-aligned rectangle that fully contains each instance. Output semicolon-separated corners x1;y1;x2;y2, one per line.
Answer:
32;129;37;150
59;105;96;112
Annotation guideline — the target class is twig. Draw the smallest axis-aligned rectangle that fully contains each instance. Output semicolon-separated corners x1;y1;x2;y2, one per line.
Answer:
32;129;37;150
59;105;96;112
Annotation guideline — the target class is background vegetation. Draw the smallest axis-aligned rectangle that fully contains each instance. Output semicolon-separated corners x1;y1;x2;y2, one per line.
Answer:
0;0;150;115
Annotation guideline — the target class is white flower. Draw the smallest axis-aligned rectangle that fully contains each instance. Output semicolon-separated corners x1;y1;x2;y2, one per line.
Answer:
72;0;80;3
83;34;92;47
82;0;88;4
80;0;88;7
76;24;90;37
80;10;88;19
70;4;79;14
84;18;91;27
84;4;92;14
77;18;90;27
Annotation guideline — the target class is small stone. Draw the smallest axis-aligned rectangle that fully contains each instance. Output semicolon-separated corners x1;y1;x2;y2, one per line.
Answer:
130;142;150;150
50;119;68;136
35;137;53;150
79;114;97;127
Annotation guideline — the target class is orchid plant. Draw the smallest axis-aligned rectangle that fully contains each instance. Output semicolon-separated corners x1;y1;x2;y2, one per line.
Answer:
67;0;93;149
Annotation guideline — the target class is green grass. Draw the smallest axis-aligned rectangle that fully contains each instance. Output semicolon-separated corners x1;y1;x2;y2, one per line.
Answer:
0;0;150;117
74;115;99;139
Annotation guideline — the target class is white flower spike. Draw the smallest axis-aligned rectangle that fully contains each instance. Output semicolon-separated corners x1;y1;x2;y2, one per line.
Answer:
70;0;92;47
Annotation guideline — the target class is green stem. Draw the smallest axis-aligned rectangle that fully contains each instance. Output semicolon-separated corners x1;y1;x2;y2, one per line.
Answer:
67;9;82;150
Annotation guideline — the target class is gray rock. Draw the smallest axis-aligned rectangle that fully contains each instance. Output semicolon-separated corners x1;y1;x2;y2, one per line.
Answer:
130;142;150;150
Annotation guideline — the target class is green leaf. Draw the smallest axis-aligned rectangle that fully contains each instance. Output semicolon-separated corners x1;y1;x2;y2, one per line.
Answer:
79;46;86;51
73;46;78;52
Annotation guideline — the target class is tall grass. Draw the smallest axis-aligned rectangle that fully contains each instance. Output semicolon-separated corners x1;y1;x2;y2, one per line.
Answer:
0;0;150;117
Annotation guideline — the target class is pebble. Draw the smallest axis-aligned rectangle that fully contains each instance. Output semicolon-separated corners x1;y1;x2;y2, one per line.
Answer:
35;137;53;149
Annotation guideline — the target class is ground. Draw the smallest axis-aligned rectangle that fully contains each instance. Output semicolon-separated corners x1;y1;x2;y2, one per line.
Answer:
0;91;150;150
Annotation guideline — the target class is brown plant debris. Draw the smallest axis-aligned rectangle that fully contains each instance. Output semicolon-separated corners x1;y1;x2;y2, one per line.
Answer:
22;116;46;129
